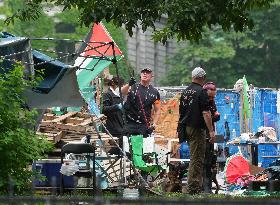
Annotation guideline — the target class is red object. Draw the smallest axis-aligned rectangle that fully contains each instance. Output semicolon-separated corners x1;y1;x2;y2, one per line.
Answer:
84;23;123;57
225;155;250;184
225;96;230;104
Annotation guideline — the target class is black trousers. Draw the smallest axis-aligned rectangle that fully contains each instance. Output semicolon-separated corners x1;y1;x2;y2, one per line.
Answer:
125;120;149;138
203;139;214;193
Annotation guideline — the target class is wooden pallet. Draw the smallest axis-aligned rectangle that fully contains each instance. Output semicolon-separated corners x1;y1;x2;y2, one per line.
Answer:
37;111;107;143
40;112;105;133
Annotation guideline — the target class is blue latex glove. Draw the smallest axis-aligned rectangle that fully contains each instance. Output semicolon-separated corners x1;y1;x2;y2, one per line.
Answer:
116;103;123;110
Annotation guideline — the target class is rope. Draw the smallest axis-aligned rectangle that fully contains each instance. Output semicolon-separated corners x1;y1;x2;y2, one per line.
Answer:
0;48;32;58
30;37;112;45
0;41;116;68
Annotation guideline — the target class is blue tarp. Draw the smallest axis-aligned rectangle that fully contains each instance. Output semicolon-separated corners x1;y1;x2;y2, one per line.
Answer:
215;89;280;167
32;50;68;94
215;90;240;154
0;33;33;76
1;32;69;94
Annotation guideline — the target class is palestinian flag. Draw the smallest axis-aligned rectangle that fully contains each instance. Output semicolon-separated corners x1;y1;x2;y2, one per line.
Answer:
74;23;123;89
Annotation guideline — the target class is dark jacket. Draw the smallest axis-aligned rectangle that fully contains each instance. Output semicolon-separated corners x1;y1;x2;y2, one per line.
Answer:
178;82;210;129
102;88;124;136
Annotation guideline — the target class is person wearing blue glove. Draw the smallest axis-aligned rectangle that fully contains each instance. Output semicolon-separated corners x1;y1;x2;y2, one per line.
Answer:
102;76;136;154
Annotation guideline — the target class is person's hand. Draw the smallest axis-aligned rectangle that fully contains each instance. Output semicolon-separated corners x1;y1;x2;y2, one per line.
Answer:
129;77;136;86
209;130;216;143
150;123;156;130
116;103;123;110
214;111;220;118
146;127;154;135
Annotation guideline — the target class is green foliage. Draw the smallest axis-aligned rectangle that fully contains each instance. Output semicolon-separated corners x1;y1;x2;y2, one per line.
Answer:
0;0;56;52
161;3;280;88
4;0;275;43
0;64;52;194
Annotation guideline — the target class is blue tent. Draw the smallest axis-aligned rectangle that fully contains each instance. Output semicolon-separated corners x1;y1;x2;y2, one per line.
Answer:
0;32;84;109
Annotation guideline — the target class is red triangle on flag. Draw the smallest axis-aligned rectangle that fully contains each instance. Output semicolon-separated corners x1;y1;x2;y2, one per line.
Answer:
84;23;123;57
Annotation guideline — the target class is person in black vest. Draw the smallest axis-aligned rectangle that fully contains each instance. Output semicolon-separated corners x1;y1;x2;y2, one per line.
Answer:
124;67;161;137
102;76;135;154
177;67;215;195
202;82;220;194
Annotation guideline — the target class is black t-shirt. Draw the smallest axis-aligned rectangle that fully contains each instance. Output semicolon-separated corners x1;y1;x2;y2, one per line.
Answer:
178;82;210;128
124;83;160;125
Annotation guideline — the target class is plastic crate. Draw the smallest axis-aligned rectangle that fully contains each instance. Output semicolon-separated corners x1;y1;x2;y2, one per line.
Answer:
259;147;280;168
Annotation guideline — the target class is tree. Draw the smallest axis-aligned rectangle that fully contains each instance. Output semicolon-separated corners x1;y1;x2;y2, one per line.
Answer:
0;64;52;193
161;1;280;88
5;0;274;43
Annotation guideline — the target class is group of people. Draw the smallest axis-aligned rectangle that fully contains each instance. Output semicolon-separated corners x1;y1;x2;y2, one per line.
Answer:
102;66;220;195
102;67;160;149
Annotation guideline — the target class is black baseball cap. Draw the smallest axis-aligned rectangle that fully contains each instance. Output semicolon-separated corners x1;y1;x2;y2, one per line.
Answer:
141;67;152;73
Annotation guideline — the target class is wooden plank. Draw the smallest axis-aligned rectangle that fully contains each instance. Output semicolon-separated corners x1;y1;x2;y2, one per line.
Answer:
51;112;78;123
79;118;92;126
75;112;92;119
37;131;65;143
40;120;56;127
54;131;65;143
43;113;56;121
65;117;85;124
76;113;107;122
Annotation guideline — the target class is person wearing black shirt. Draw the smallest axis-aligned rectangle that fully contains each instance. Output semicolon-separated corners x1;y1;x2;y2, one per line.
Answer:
177;67;215;195
202;82;220;194
124;67;161;137
102;76;135;154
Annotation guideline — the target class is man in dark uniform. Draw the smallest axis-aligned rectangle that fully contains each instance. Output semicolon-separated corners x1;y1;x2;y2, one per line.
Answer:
124;67;161;137
177;67;215;195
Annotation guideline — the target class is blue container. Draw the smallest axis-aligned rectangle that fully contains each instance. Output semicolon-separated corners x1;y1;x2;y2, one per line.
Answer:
179;142;190;159
33;159;74;188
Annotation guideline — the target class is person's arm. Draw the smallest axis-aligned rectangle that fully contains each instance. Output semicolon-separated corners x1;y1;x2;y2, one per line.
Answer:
213;111;220;122
203;110;214;132
212;101;220;122
151;90;161;128
121;84;130;96
200;90;215;143
203;110;215;139
152;100;161;126
121;77;136;96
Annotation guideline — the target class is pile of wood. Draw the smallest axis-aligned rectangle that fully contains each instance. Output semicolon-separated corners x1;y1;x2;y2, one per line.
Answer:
155;96;180;138
37;111;110;144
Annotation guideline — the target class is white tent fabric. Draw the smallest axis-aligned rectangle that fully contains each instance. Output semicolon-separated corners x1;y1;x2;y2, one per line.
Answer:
24;66;85;109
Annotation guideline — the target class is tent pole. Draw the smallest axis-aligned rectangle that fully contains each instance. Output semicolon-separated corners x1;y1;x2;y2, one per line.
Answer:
99;78;104;114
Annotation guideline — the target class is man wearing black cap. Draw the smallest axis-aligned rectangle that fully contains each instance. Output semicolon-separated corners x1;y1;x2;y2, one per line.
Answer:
124;67;161;137
177;67;215;195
